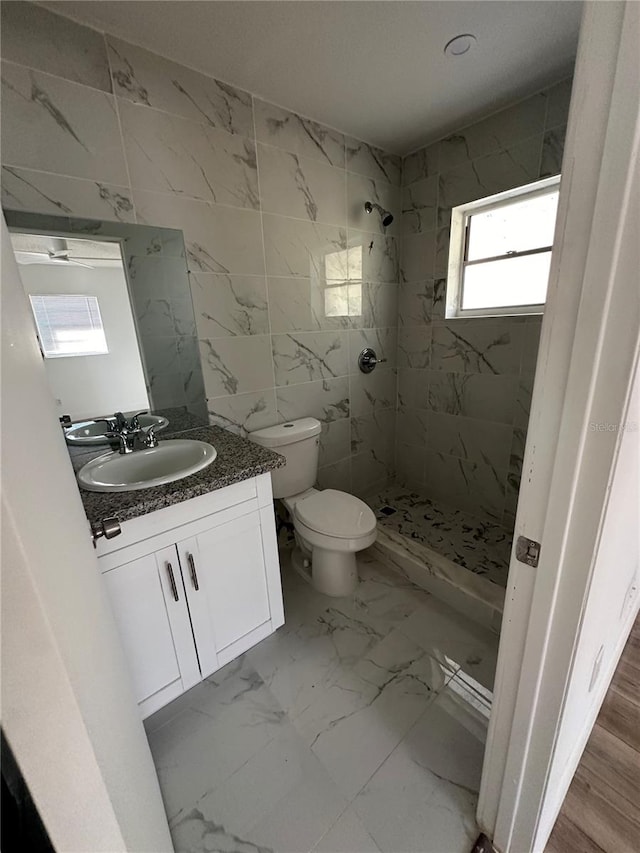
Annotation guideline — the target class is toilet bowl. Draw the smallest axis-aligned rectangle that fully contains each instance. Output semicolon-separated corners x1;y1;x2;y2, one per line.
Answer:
249;419;377;596
284;488;377;596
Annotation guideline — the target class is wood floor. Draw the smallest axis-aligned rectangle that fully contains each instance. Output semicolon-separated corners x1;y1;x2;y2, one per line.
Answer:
545;614;640;853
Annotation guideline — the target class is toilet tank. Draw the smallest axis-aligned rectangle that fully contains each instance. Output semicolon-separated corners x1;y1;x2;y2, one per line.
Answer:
250;418;321;498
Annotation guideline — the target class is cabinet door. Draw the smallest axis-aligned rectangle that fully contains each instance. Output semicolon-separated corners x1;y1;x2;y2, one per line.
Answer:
179;511;272;677
102;545;201;717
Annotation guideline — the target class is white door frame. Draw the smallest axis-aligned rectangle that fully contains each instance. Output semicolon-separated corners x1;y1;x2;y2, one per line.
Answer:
478;2;640;850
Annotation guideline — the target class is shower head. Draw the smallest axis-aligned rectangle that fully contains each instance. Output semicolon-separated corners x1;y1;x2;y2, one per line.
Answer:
364;201;394;227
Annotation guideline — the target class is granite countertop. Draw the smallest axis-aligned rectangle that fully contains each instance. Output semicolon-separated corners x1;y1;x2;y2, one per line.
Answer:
73;425;284;527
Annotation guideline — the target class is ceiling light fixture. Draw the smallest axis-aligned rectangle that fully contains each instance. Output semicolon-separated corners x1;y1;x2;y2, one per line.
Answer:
444;33;477;57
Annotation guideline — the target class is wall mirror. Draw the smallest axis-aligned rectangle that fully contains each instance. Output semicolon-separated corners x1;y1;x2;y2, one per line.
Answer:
5;210;208;436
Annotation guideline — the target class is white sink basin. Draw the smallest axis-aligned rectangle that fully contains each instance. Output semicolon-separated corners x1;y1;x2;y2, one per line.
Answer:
65;414;169;446
77;440;216;492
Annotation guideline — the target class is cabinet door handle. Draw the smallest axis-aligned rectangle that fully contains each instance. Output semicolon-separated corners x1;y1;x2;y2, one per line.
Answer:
166;561;179;602
187;552;199;591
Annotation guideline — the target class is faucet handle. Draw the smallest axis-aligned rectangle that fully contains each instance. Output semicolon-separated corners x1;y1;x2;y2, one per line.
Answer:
144;426;159;448
129;410;148;430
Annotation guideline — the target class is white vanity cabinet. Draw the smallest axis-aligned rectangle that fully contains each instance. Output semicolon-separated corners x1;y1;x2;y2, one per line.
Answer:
96;473;284;718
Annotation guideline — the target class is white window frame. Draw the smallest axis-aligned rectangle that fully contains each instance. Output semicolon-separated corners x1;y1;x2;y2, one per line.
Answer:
446;175;561;319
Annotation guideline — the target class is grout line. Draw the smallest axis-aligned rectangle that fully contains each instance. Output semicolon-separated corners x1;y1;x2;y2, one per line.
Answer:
403;72;575;159
1;162;131;189
112;93;256;144
0;57;113;96
251;94;278;425
105;33;137;225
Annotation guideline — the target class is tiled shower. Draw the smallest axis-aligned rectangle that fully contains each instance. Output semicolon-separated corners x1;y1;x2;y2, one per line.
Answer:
1;2;571;608
367;78;572;612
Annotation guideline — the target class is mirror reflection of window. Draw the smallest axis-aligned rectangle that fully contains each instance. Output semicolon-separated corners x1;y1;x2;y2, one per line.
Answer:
10;232;149;421
29;294;109;358
321;246;363;319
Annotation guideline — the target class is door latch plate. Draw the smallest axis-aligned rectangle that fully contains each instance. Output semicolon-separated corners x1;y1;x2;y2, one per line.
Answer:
516;535;541;568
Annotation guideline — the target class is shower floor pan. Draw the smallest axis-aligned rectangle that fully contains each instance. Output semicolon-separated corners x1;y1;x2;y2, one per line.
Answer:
365;484;512;622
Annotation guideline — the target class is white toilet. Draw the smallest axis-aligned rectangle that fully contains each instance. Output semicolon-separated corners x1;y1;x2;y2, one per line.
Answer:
250;418;377;596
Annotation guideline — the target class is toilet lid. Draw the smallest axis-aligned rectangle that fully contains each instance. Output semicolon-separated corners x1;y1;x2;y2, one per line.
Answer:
294;489;377;539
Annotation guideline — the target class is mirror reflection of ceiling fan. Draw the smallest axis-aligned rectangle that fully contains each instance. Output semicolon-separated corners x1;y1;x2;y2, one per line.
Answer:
10;234;123;268
15;248;95;268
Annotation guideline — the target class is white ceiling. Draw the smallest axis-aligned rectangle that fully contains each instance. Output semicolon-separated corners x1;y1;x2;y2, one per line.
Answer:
43;1;582;155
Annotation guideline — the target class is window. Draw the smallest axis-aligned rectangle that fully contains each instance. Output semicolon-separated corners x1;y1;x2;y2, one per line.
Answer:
29;294;108;357
446;176;560;318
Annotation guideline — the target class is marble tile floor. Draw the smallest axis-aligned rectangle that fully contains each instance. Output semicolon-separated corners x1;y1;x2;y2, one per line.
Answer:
145;550;498;853
366;485;513;589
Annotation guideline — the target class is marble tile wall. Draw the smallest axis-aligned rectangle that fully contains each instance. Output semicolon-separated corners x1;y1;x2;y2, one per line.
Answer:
397;79;572;526
1;1;401;497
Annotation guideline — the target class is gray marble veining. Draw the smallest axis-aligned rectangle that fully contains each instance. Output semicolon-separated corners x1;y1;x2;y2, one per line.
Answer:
208;390;279;436
134;191;265;275
119;99;259;208
145;551;493;852
1;166;135;222
349;368;397;418
400;231;436;284
346;138;402;186
425;370;518;424
436;92;547;173
106;36;254;136
366;485;512;588
398;326;432;370
1;61;128;184
1;2;112;92
401;175;438;235
254;99;345;168
436;136;542;226
191;273;269;338
258;144;345;225
351;409;396;457
272;331;349;386
74;425;284;526
199;335;273;398
430;321;523;376
276;376;350;425
262;214;348;280
428;411;513;472
399;280;434;326
423;449;507;522
318;418;351;468
402;143;439;185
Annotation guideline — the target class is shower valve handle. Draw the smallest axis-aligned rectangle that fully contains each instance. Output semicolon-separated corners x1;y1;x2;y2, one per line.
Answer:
358;347;387;374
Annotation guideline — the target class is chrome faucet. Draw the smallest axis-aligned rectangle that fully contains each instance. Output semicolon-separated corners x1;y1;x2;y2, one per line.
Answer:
106;425;158;455
97;411;159;455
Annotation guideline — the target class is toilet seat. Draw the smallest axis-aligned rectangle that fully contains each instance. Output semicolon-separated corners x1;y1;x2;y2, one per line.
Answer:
294;489;376;539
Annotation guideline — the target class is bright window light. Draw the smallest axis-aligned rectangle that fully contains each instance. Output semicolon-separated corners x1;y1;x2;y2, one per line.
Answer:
446;176;560;318
29;294;108;358
324;283;363;318
321;246;363;318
